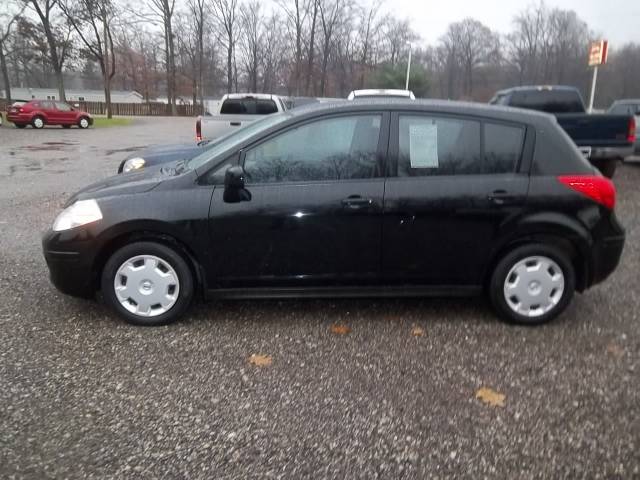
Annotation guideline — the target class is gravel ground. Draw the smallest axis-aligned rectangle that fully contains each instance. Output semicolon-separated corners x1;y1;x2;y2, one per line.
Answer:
1;119;639;479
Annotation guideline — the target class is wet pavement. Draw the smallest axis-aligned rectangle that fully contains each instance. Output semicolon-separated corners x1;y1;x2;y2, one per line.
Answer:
1;119;639;478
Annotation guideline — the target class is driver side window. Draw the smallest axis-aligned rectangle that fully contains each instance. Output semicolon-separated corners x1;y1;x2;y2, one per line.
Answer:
243;115;382;184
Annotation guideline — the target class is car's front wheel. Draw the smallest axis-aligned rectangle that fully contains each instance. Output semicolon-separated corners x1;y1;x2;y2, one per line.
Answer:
78;117;90;129
101;241;194;326
489;244;575;325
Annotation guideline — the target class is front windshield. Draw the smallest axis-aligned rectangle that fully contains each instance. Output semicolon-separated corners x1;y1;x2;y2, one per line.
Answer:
188;112;292;170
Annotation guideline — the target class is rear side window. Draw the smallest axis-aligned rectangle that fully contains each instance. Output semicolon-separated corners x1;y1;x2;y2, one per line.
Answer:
484;123;524;173
55;102;72;111
508;90;584;113
398;115;481;176
220;98;278;115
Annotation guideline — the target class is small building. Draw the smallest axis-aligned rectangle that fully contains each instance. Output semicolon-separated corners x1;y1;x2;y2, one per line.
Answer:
1;87;144;103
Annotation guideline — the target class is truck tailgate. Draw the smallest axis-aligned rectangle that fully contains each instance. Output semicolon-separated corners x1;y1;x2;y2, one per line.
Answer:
201;114;263;140
556;114;633;147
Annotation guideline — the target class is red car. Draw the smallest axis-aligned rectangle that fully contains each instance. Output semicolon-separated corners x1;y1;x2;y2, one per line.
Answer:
7;100;93;129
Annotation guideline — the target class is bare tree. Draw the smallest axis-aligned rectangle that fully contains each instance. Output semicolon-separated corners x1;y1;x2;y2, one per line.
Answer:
211;0;238;93
304;0;319;95
143;0;177;114
60;0;116;117
26;0;71;101
276;0;308;95
188;0;206;108
0;1;26;102
239;0;263;92
317;0;341;96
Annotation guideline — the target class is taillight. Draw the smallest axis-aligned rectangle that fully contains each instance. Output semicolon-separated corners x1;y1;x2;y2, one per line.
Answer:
628;116;636;143
557;175;616;210
195;117;202;141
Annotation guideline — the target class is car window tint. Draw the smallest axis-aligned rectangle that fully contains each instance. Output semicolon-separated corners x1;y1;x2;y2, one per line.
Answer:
244;115;382;184
509;90;584;113
220;99;251;114
484;123;524;173
398;115;481;176
256;99;278;114
55;102;72;111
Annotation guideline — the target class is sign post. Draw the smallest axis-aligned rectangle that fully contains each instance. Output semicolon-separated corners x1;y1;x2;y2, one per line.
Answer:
588;40;608;113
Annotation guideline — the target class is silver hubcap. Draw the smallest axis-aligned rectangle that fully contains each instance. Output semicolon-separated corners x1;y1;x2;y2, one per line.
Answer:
114;255;180;317
80;119;88;128
503;255;564;318
34;118;43;128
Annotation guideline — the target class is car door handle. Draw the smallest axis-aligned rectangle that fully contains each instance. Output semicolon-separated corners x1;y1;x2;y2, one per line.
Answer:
487;190;517;205
341;196;374;209
230;121;241;126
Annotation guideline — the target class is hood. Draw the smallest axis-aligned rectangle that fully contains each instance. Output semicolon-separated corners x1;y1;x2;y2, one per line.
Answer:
131;143;201;157
67;166;169;206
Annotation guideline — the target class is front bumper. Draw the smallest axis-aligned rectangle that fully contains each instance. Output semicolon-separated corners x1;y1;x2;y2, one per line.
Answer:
42;230;96;298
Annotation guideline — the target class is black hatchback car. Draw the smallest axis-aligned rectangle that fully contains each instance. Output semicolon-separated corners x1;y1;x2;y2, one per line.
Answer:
43;100;625;326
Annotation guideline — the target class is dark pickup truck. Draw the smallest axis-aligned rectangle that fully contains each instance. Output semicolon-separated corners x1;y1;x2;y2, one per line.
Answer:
490;86;636;177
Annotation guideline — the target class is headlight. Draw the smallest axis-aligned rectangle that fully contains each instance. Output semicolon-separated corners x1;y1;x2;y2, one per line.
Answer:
52;199;103;232
123;157;146;173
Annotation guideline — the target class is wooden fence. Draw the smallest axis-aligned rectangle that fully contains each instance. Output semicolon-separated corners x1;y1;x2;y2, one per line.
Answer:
77;101;202;116
0;98;202;116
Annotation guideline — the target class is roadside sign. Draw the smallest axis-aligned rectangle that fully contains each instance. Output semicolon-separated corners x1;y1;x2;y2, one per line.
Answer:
587;40;609;113
588;40;609;67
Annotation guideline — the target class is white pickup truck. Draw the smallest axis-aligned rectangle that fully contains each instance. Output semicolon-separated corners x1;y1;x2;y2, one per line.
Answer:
196;93;287;141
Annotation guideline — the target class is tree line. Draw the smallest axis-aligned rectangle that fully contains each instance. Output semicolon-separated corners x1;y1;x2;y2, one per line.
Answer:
1;0;639;117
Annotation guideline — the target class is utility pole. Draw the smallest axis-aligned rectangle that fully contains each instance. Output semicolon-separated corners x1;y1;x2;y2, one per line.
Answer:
405;41;412;91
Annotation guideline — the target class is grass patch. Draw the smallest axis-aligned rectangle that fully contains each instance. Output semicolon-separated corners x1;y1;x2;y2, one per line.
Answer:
92;116;133;128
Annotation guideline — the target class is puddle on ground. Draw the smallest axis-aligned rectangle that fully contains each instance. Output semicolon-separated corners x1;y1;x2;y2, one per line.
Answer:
20;141;77;151
105;146;144;156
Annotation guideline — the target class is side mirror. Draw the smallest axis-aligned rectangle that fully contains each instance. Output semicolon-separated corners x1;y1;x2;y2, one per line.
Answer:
224;165;245;189
223;165;251;203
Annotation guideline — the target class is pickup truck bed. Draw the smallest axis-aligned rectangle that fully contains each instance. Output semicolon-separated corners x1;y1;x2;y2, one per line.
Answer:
490;86;635;177
196;93;286;141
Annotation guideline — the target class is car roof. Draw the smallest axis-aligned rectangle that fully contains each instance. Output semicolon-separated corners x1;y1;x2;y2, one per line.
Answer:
494;85;580;95
611;99;640;104
222;93;278;100
287;98;554;124
349;89;414;97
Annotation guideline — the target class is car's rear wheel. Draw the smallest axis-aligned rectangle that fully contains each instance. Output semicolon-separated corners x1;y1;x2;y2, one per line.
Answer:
32;116;45;129
101;241;194;326
78;117;90;129
489;244;575;325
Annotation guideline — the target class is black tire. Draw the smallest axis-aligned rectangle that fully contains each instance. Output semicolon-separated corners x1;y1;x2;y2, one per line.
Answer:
32;116;45;129
592;158;618;179
78;116;90;129
489;244;575;326
15;124;27;129
101;241;194;326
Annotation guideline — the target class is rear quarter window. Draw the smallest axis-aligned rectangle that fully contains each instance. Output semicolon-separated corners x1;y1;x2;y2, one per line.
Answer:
484;123;524;173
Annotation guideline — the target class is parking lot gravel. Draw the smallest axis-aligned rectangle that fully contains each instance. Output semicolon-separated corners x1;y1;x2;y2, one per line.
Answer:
1;118;639;479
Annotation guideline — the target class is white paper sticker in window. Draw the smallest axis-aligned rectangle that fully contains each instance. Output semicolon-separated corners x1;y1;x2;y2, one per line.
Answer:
409;123;438;168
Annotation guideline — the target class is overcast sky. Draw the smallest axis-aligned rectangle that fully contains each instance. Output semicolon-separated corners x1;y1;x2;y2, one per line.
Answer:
379;0;640;48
